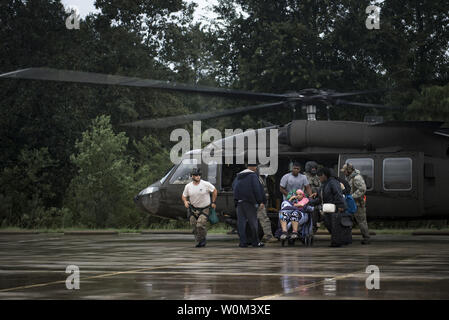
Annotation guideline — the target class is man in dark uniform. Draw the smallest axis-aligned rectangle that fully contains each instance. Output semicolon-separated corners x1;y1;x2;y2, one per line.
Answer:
232;163;265;248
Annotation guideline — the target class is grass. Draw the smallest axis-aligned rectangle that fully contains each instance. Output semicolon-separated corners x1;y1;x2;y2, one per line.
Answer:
372;228;449;235
0;222;232;234
2;225;449;235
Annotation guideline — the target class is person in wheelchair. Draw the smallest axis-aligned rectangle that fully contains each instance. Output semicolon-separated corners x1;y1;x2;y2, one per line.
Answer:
279;189;314;241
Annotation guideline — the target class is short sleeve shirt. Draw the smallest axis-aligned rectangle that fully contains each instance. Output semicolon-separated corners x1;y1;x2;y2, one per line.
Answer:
182;180;216;208
280;173;310;200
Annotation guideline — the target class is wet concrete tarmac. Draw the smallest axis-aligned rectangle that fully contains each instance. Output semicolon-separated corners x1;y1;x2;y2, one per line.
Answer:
0;233;448;299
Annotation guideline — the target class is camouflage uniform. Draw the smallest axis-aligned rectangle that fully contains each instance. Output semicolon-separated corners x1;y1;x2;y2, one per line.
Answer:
189;207;209;243
257;205;274;240
306;172;322;229
347;169;370;240
257;175;275;241
305;172;321;195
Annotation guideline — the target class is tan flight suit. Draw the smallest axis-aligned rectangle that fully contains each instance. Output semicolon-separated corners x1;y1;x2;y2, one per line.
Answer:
347;169;370;240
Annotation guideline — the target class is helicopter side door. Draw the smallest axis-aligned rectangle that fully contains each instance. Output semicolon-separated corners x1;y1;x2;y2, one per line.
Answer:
338;153;423;218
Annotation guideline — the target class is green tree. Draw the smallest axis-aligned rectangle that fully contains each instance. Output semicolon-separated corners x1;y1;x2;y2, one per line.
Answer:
132;134;172;189
66;115;143;228
0;147;58;227
0;0;195;219
407;83;449;125
209;0;449;122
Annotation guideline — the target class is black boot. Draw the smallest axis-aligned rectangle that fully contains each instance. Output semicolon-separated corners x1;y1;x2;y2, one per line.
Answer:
252;242;265;248
329;243;342;247
195;239;206;247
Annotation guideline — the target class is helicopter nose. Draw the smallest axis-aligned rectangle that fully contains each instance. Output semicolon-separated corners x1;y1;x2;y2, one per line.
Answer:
135;186;161;214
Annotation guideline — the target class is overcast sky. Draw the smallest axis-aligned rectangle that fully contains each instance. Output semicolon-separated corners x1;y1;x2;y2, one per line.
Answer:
61;0;219;22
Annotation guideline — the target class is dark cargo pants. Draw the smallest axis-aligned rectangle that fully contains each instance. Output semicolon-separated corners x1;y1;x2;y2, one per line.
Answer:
237;201;259;246
323;212;351;246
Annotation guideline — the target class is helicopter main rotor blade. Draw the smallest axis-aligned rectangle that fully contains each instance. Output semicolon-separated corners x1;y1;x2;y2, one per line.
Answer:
0;68;287;101
335;99;402;109
121;101;286;128
301;89;388;102
326;89;388;98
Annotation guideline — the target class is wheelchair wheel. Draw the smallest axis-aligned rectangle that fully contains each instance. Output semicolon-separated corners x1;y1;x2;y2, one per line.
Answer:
304;235;313;247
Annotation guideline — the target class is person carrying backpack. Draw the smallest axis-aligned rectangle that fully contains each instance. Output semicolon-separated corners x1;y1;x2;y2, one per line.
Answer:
336;177;356;245
341;163;371;245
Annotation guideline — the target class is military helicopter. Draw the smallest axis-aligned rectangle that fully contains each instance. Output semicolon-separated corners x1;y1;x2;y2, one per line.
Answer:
2;68;449;232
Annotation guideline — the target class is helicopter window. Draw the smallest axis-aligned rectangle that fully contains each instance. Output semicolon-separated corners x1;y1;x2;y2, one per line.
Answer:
346;158;374;191
169;159;199;184
207;161;218;185
383;158;412;191
160;166;175;184
221;164;246;191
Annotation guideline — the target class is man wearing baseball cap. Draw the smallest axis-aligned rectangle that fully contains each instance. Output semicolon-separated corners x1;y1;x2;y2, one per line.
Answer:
341;163;371;244
182;168;217;247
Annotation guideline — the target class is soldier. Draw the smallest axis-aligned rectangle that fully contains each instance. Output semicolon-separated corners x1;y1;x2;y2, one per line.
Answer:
182;168;218;247
305;161;322;232
257;173;277;243
341;163;371;244
305;161;321;195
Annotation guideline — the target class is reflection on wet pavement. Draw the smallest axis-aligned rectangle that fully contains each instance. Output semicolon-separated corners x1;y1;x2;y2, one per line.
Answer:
0;234;449;299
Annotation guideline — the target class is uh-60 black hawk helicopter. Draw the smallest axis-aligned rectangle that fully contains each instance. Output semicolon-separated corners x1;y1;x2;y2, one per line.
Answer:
2;68;449;234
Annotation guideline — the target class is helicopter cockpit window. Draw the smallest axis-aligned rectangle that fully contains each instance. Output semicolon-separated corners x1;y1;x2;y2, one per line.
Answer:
383;158;412;191
169;159;199;184
346;158;374;191
207;161;218;185
160;166;175;184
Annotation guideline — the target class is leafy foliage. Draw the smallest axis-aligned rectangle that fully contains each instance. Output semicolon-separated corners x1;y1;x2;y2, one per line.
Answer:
0;0;448;228
407;83;449;125
0;147;58;227
65;115;143;228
